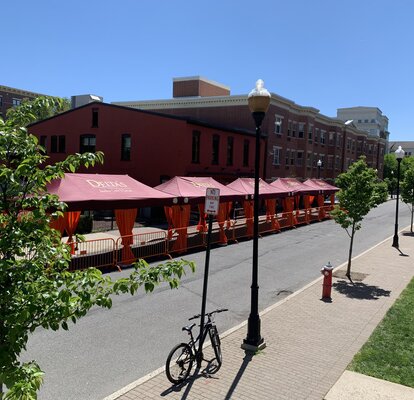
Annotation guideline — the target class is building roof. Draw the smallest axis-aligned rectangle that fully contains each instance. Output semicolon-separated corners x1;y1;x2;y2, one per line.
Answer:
28;101;257;137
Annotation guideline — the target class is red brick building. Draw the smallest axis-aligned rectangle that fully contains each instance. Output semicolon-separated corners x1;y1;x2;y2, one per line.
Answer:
0;84;45;120
114;77;386;181
28;102;264;187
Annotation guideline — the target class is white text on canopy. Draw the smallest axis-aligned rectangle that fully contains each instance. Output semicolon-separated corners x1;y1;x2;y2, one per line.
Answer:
205;188;220;215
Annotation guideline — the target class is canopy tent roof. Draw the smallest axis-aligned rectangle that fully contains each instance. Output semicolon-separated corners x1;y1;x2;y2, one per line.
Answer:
227;177;291;199
303;179;339;195
47;173;177;210
154;176;245;204
269;178;321;195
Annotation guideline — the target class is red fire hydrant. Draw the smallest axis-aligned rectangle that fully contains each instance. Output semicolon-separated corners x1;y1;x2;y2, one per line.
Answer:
321;261;333;300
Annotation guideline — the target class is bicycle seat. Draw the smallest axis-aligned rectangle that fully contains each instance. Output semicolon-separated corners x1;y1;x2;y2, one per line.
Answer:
182;323;196;332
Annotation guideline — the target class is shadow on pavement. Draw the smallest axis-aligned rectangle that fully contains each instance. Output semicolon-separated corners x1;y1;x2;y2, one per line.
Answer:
224;351;253;400
160;362;220;399
333;280;391;300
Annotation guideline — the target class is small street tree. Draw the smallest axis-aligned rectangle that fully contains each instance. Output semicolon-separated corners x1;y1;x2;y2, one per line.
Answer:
331;157;388;280
0;97;195;399
401;165;414;233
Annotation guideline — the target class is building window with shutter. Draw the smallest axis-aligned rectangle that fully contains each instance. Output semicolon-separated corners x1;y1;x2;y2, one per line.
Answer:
243;140;249;167
272;146;281;165
59;135;66;153
51;135;58;153
92;108;99;128
192;131;200;163
226;137;234;166
212;135;220;165
121;134;131;161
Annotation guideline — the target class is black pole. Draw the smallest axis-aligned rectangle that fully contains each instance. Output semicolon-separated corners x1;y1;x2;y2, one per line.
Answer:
317;165;321;179
242;111;265;350
392;159;402;248
197;214;213;367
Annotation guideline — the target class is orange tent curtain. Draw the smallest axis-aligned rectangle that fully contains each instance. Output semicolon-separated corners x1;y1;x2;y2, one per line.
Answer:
50;215;65;235
197;204;207;233
217;202;231;244
226;202;233;229
243;200;254;237
265;198;280;231
64;211;81;254
170;205;191;252
115;208;138;263
330;194;335;208
309;195;315;206
303;195;311;223
317;195;326;219
282;197;297;226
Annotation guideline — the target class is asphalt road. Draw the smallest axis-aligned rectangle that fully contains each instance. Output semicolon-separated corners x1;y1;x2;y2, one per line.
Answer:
23;199;412;400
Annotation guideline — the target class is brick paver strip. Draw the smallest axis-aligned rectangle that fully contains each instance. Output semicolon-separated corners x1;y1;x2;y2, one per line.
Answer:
106;230;414;400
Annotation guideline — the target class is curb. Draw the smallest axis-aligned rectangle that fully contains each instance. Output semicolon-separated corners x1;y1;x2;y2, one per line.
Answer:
103;226;410;400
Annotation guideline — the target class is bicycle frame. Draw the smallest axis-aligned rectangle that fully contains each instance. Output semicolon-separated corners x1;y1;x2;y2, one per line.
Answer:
185;318;214;366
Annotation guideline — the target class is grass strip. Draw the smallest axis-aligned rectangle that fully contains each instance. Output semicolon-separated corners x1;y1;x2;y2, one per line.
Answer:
348;277;414;387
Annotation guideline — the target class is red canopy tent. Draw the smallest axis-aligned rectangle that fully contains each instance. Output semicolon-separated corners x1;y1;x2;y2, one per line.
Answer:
304;179;339;215
303;179;339;195
227;177;291;234
269;178;321;226
47;173;176;261
155;176;245;248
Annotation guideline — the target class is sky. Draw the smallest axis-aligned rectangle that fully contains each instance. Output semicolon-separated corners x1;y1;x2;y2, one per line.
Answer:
2;0;414;140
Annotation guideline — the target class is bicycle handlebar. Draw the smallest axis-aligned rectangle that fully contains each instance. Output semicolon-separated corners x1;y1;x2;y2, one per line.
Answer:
188;308;228;321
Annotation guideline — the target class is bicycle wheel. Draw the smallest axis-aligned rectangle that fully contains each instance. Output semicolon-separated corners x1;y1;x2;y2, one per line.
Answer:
209;326;222;370
165;343;194;384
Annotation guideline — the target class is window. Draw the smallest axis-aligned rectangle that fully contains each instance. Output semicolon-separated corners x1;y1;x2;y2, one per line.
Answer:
320;130;326;144
296;151;303;166
371;119;376;123
307;152;312;167
287;120;292;136
358;119;362;123
121;134;131;161
364;119;369;123
347;138;352;150
51;135;58;153
0;96;2;107
335;156;340;169
243;140;249;167
212;135;220;165
226;137;234;166
314;128;319;143
274;116;283;134
290;150;295;166
59;135;66;153
292;122;297;137
328;155;334;169
80;134;96;153
329;132;335;146
12;98;21;107
40;136;47;152
285;149;290;165
272;146;281;165
298;123;305;138
308;124;313;142
92;108;99;128
192;130;200;163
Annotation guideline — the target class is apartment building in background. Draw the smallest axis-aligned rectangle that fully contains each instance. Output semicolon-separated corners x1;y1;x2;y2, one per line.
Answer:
0;85;45;120
113;76;387;181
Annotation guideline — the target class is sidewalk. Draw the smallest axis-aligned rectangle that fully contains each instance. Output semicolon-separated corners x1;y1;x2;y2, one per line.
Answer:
104;228;414;400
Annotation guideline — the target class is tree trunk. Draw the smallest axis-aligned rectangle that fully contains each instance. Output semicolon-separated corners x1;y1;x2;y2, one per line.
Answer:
346;224;355;281
411;204;413;233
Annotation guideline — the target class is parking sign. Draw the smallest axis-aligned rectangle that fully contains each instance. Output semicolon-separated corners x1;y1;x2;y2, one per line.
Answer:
205;188;220;215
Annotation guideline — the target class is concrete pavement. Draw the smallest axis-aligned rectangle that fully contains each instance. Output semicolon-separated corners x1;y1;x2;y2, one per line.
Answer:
103;227;414;400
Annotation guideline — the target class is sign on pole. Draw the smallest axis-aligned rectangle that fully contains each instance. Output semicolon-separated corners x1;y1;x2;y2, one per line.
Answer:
205;188;220;215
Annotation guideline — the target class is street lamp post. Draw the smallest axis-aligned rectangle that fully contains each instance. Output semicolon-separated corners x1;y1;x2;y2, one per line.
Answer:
392;146;405;248
242;79;270;352
317;159;322;179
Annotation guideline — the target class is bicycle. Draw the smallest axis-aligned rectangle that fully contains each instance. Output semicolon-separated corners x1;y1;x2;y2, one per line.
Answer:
165;308;228;384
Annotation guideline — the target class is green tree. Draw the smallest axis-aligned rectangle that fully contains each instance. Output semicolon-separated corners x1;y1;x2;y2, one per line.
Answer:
401;166;414;233
0;97;195;399
331;157;388;280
